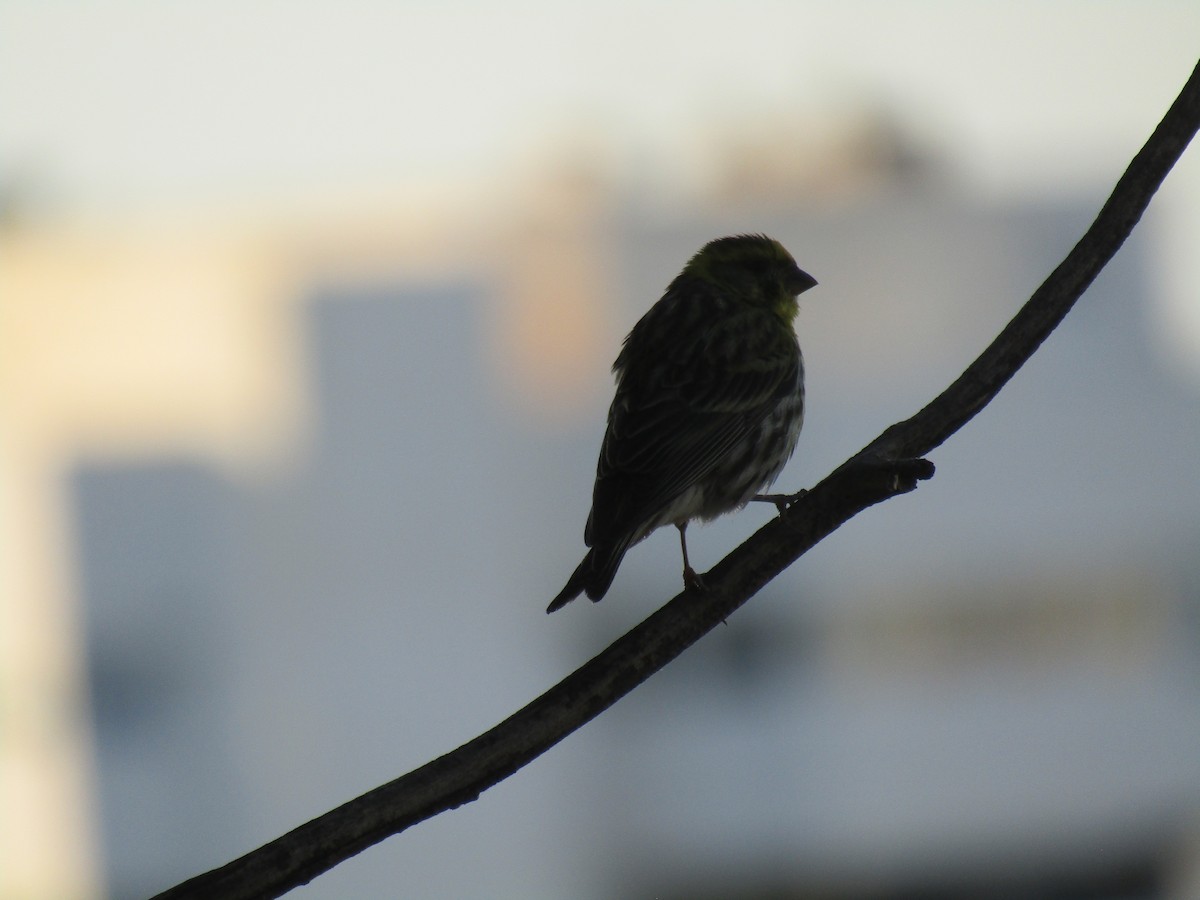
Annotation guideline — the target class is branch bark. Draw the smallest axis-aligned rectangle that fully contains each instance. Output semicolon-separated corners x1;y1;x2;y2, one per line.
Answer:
153;59;1200;900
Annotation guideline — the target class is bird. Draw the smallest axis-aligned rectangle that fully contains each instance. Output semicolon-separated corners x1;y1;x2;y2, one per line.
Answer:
547;234;817;613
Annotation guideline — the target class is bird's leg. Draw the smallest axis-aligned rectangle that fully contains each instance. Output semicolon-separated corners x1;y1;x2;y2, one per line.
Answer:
677;522;704;591
751;489;808;515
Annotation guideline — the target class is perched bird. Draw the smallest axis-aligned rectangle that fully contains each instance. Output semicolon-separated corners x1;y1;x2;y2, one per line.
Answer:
548;234;817;613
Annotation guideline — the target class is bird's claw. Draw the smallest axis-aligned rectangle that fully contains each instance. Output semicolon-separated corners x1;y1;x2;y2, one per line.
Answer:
752;489;808;515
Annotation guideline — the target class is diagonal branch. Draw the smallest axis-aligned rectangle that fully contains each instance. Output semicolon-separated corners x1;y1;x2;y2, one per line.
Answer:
153;58;1200;900
870;61;1200;462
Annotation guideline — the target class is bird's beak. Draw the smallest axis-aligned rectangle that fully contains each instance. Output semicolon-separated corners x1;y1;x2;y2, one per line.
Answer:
792;268;818;295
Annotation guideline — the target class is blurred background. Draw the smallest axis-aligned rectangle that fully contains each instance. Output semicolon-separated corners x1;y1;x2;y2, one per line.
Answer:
3;3;1200;899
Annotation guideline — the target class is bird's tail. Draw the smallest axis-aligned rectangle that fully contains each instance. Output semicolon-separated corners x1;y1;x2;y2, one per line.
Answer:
546;542;630;613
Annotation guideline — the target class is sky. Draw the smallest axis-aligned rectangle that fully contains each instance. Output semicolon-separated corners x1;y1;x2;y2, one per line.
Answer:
1;2;1198;214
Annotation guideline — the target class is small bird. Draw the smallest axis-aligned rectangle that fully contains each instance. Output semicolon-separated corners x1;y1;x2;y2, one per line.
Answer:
548;234;817;613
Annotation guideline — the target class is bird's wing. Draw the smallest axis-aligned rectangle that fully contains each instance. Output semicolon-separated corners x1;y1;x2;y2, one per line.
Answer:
585;322;798;547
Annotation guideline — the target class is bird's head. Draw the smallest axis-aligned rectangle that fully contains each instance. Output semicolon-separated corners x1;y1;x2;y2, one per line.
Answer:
680;234;817;323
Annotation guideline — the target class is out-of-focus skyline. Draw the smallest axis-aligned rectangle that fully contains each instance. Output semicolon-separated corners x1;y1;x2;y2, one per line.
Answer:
2;5;1200;898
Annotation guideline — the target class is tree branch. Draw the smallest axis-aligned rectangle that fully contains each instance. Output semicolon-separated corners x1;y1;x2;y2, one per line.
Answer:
153;59;1200;900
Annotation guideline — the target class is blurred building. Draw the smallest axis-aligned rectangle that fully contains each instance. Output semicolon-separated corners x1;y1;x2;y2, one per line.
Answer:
4;117;1200;900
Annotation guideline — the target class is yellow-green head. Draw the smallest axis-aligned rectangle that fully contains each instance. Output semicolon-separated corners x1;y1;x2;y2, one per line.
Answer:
678;234;817;322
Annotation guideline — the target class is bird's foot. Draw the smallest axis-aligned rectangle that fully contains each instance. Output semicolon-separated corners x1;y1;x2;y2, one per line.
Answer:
683;565;706;592
752;489;808;515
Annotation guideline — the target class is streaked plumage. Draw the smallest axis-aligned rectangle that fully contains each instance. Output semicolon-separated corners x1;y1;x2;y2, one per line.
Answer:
548;235;817;612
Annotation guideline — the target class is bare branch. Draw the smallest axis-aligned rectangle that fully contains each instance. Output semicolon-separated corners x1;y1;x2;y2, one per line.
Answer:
153;59;1200;900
